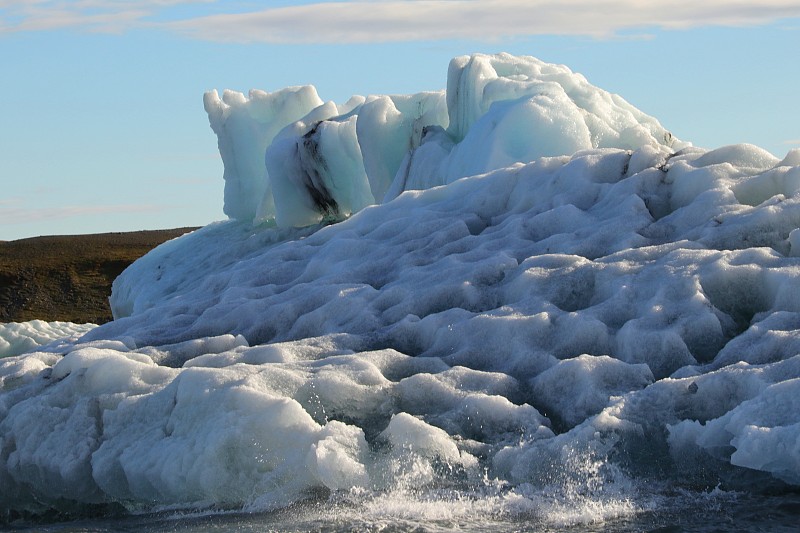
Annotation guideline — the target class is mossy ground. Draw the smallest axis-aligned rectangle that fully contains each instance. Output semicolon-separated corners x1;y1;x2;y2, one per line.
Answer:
0;228;198;324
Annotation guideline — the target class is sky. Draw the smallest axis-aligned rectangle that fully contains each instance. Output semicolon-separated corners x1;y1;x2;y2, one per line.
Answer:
1;0;799;241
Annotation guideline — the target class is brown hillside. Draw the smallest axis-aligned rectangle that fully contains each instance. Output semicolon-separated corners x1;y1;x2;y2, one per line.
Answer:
0;228;198;324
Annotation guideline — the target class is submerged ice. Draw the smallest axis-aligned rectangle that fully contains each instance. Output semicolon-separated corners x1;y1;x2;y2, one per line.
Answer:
3;53;800;524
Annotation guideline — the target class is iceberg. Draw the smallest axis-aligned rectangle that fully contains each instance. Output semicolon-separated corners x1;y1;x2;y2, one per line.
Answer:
3;53;800;526
203;53;682;227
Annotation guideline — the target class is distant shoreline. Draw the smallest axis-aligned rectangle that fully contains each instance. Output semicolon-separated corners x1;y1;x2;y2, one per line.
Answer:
2;227;200;244
0;227;199;324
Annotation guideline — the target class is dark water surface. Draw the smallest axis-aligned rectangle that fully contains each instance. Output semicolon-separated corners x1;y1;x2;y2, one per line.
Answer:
7;490;800;533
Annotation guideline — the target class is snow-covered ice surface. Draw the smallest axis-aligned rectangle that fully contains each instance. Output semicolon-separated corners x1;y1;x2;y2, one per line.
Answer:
4;53;800;530
0;320;96;358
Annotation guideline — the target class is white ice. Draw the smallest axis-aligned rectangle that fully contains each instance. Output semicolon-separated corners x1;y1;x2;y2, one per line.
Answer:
205;53;680;227
2;53;800;522
0;320;96;358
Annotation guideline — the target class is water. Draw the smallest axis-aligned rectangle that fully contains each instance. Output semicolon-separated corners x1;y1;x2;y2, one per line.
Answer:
7;487;800;533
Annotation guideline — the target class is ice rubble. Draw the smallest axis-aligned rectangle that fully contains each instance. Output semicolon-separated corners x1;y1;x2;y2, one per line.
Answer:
3;53;800;519
0;320;96;358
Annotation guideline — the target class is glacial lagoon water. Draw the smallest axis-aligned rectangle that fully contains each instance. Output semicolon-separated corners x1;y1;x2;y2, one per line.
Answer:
8;479;800;532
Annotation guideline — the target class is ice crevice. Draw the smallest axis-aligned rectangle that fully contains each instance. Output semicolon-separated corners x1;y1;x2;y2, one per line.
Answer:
3;52;800;520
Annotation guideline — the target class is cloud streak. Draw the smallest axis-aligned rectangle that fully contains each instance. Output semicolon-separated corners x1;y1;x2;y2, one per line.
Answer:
166;1;800;43
0;203;167;226
2;1;799;41
0;0;206;33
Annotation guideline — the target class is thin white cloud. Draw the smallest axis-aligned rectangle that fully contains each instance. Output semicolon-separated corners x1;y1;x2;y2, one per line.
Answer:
783;139;800;145
0;204;167;225
2;0;800;41
0;0;208;33
162;1;800;43
6;9;146;33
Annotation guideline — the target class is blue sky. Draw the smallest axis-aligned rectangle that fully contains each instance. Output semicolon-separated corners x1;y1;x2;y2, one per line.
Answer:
1;0;799;240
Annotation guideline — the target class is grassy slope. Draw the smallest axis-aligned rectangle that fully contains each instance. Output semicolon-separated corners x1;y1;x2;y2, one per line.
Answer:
0;228;198;324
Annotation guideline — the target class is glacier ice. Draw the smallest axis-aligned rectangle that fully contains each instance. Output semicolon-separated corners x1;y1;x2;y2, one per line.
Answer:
0;320;96;358
205;53;682;227
203;85;325;222
3;53;800;524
